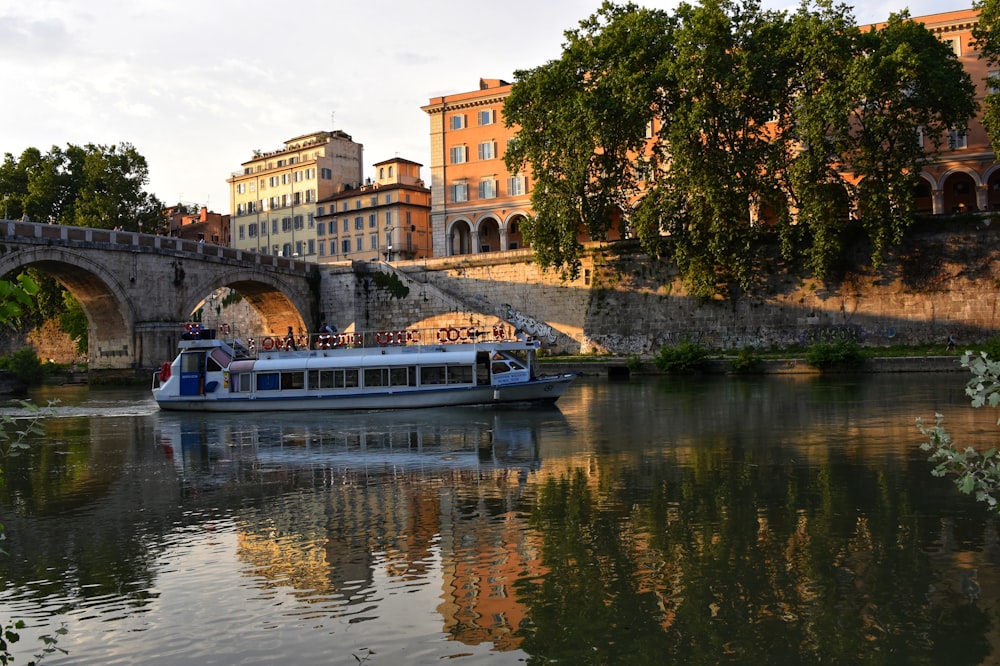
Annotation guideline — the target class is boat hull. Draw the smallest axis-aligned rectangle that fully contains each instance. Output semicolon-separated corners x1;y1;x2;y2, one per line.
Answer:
154;373;576;412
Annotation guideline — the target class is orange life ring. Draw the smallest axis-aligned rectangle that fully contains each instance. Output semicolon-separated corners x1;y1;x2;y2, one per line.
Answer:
262;336;274;350
317;333;332;349
447;327;460;342
247;337;256;352
375;331;390;346
437;328;449;343
160;362;171;381
219;322;231;335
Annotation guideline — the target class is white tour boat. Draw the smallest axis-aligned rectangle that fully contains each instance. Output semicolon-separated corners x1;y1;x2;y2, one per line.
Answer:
151;323;578;412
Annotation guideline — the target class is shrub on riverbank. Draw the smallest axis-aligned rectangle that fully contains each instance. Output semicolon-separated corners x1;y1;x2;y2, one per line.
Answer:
804;340;864;370
653;342;710;373
0;348;50;385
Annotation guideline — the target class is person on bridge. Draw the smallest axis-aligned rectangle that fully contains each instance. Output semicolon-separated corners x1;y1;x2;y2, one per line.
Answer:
285;326;298;351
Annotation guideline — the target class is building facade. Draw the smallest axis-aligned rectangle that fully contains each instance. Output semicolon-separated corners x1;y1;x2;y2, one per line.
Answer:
228;130;363;260
422;79;530;258
912;9;1000;214
314;157;432;263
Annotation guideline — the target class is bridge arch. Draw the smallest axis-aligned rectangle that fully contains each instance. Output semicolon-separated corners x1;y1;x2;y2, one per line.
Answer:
189;269;312;336
0;247;137;371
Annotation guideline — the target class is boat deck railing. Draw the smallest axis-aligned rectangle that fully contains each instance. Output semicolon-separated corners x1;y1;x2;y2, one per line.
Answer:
183;322;528;356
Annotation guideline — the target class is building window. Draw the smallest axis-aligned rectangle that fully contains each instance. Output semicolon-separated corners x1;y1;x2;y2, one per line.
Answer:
450;146;468;164
478;110;495;126
478;141;496;161
355;216;363;231
384;211;392;225
949;128;968;150
369;214;376;228
317;205;325;216
370;234;378;250
271;220;278;235
317;222;325;236
356;237;362;252
308;239;315;255
384;194;391;204
318;242;325;257
248;224;257;238
282;243;292;257
238;225;245;240
450;183;468;203
449;114;466;130
282;217;292;232
508;175;526;196
321;168;332;179
294;215;304;230
942;36;961;56
342;239;351;254
261;221;268;236
342;218;349;233
479;179;497;199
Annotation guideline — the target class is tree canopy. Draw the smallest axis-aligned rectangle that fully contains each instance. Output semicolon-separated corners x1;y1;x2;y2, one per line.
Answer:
0;142;163;231
504;0;978;295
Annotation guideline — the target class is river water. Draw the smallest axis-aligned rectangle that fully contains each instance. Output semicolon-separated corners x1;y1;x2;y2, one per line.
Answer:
0;373;997;665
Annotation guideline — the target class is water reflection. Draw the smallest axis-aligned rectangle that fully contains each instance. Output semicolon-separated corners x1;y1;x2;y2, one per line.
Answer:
0;377;997;665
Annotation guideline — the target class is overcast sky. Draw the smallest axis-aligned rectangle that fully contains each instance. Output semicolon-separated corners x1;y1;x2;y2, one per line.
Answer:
0;0;975;215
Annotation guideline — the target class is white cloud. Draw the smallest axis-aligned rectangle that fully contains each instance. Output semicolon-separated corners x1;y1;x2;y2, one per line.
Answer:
0;0;979;212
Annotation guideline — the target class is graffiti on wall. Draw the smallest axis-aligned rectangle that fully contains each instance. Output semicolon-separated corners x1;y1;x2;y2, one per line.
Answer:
501;304;558;345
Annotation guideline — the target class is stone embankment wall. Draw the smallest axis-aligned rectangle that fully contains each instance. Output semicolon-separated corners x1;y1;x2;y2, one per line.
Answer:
343;228;1000;355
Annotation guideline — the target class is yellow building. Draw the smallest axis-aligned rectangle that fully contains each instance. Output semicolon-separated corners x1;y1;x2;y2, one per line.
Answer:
422;79;530;257
228;130;363;260
314;157;432;263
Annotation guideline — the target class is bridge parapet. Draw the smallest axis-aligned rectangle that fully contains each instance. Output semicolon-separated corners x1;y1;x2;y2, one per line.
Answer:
0;220;313;276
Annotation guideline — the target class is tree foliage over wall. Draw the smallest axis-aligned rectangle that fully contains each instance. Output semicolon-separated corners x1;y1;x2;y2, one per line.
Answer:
505;0;978;297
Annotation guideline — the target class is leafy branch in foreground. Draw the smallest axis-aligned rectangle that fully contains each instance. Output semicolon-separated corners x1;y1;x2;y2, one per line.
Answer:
918;351;1000;510
0;399;65;666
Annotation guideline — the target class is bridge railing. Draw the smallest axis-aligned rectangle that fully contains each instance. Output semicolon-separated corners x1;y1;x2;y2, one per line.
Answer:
0;220;311;272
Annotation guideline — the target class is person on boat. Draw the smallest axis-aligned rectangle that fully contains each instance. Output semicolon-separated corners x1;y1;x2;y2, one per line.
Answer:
315;322;336;349
285;326;298;351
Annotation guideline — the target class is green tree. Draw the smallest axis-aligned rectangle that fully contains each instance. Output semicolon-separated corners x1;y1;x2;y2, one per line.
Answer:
504;1;676;280
0;143;162;229
837;12;976;268
637;0;794;297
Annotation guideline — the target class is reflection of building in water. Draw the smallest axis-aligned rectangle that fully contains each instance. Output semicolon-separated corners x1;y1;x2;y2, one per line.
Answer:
154;407;565;648
437;476;541;651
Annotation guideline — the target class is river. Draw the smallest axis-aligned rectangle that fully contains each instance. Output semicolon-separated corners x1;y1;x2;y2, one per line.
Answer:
0;372;997;665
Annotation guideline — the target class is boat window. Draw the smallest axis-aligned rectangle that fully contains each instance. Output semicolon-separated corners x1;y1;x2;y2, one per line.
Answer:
233;373;252;393
390;367;415;387
180;352;203;373
281;371;305;390
256;372;279;391
492;361;511;374
420;366;446;385
310;368;361;389
447;365;473;385
364;367;388;387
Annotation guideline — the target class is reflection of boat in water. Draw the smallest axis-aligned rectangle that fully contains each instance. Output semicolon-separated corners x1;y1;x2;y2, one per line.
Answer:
155;405;570;482
152;325;577;412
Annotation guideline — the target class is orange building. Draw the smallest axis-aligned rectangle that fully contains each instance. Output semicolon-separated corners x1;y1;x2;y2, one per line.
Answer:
161;204;229;244
911;9;999;214
422;79;531;257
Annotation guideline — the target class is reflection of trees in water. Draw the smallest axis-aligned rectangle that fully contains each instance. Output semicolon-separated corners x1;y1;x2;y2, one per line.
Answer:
516;453;994;665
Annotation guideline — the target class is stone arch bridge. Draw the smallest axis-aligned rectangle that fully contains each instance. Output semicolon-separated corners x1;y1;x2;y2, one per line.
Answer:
0;220;320;379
